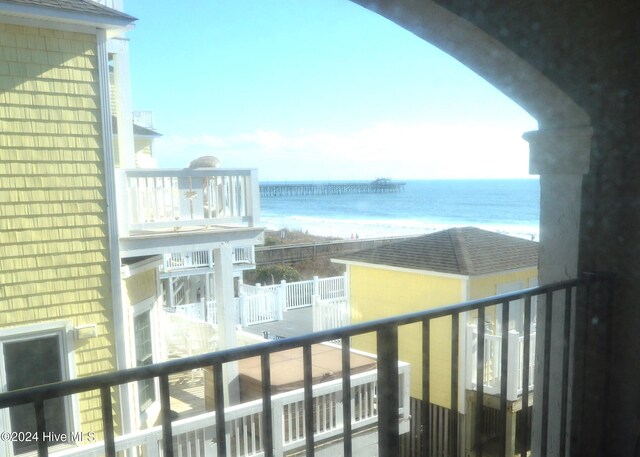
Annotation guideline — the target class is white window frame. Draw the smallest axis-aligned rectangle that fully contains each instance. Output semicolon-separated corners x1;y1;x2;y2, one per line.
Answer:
0;322;78;457
130;296;161;423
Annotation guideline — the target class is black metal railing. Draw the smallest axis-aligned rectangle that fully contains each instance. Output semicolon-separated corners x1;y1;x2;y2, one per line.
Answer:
0;273;613;457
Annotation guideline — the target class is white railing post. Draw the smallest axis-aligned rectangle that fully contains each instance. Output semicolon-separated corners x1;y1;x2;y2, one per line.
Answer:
144;434;159;457
239;294;247;327
341;298;350;326
272;397;284;456
204;424;216;457
312;295;321;332
278;280;286;320
400;363;411;423
248;169;261;227
508;330;520;401
466;324;477;391
208;300;217;325
313;276;319;296
342;271;349;299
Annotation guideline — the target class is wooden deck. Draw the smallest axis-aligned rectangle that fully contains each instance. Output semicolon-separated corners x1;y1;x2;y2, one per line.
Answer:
243;306;314;340
167;340;378;419
169;370;207;418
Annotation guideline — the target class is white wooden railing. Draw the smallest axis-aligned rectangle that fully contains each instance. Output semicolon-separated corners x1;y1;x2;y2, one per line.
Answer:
120;168;260;235
234;246;255;265
256;274;348;311
465;324;536;401
162;246;256;273
174;274;348;328
313;296;350;332
283;279;314;309
50;364;410;457
165;250;211;270
174;300;216;324
239;290;282;326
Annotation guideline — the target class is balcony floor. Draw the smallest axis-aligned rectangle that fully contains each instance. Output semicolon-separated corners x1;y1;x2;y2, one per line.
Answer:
166;340;378;420
244;307;313;339
120;226;265;257
169;370;206;419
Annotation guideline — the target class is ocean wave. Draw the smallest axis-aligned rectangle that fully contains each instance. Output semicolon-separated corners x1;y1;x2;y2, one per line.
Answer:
260;214;539;241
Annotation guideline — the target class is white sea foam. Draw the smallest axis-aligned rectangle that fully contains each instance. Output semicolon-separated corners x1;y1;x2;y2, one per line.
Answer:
260;214;539;241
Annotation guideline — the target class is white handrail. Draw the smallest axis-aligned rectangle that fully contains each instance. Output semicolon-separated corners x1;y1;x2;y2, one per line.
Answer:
175;275;349;328
466;324;536;401
51;364;410;457
122;168;259;233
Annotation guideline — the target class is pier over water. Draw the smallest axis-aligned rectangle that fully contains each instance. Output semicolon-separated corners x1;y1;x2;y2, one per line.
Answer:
260;178;406;197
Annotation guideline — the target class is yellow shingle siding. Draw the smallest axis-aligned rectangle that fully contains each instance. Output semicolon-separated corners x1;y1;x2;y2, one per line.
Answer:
349;265;464;408
123;269;157;306
0;24;118;438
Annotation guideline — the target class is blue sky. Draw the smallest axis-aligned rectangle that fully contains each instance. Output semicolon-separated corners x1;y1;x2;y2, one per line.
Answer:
125;0;537;181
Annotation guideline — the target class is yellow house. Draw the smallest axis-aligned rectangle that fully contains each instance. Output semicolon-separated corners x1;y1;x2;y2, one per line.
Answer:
332;226;538;440
0;2;263;456
0;3;136;455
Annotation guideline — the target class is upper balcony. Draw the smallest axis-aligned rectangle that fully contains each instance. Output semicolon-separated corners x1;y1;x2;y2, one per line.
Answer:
117;168;263;257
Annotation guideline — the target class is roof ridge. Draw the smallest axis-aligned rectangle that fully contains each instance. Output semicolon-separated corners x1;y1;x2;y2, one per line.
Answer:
450;228;473;275
332;227;538;276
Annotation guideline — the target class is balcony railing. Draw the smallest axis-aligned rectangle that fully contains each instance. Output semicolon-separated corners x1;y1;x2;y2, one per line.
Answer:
42;365;409;457
172;275;349;327
161;246;256;273
313;296;350;332
0;273;613;457
465;326;536;401
119;168;260;235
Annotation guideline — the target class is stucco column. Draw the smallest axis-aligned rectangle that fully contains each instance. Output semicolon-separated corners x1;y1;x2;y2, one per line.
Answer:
213;243;240;404
524;126;592;456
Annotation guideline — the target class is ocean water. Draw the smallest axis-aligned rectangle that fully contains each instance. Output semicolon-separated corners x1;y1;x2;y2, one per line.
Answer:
260;179;540;240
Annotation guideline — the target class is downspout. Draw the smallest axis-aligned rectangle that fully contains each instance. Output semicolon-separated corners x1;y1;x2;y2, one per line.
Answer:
96;27;132;435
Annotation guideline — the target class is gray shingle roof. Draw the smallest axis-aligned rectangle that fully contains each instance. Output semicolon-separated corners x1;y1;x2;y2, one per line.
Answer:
334;227;538;276
2;0;136;21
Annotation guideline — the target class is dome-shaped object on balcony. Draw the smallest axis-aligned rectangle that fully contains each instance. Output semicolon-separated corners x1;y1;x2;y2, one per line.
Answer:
188;156;220;168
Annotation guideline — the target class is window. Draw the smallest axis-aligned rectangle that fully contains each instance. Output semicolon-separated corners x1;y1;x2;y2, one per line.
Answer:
2;335;68;454
134;311;155;412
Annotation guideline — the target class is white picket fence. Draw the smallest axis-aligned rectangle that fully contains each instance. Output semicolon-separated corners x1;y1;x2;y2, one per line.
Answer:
50;364;411;457
175;274;348;328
